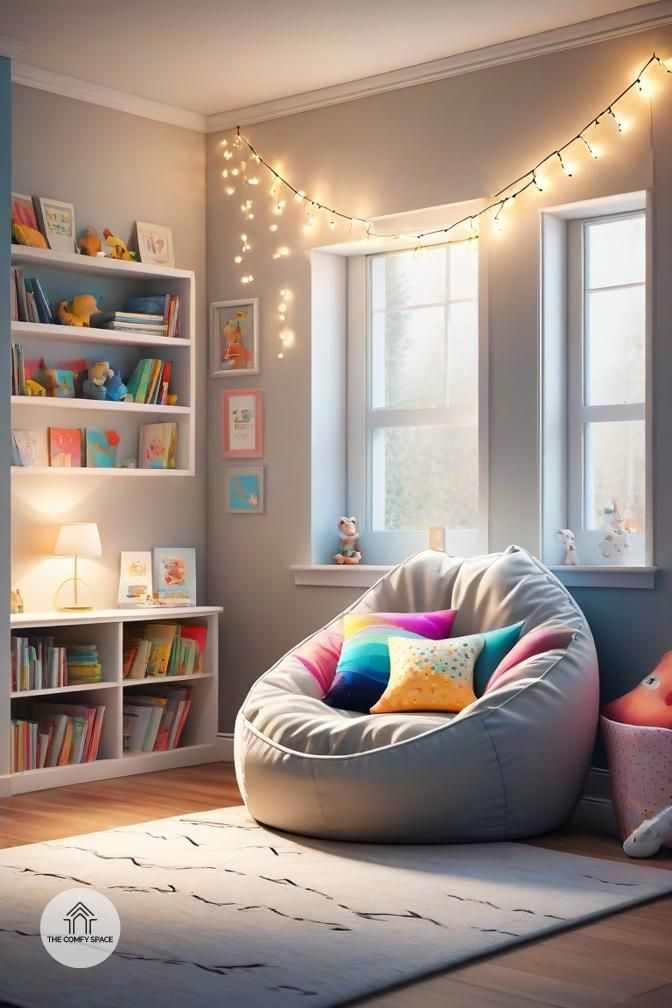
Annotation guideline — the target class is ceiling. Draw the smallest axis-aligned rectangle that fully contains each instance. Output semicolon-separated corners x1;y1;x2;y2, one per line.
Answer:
0;0;663;118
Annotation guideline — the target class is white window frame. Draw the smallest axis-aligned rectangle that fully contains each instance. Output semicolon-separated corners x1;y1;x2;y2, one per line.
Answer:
541;192;653;575
347;245;489;565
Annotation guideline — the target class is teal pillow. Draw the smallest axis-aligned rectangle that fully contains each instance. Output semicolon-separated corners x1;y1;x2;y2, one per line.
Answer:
473;622;524;697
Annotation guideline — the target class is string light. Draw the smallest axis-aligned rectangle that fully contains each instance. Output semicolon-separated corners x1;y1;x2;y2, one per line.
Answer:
224;53;667;251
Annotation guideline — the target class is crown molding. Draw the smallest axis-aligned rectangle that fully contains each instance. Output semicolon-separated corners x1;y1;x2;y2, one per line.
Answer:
206;0;672;132
11;62;207;132
0;35;24;59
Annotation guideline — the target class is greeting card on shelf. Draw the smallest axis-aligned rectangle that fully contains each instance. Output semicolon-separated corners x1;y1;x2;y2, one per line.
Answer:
153;547;196;606
118;551;154;607
86;430;120;468
12;429;49;468
49;428;83;468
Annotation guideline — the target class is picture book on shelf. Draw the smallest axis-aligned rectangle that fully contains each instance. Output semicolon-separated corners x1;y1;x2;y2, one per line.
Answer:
86;429;119;468
11;429;48;468
153;547;196;606
118;551;153;608
49;428;83;468
123;686;192;753
122;621;207;679
139;422;176;469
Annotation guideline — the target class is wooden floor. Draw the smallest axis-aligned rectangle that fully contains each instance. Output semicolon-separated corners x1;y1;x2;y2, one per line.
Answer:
1;763;670;1008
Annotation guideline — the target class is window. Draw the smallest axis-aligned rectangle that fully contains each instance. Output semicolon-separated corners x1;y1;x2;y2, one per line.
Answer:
348;243;484;564
542;197;650;569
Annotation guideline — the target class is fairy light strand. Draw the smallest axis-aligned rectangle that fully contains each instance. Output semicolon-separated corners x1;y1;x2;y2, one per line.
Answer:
227;52;669;244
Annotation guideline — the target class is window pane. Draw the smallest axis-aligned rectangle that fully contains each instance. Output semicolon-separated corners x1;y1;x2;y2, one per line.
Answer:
372;425;478;531
585;420;645;530
448;242;478;300
371;246;446;310
585;286;645;405
585;215;645;289
372;306;446;409
447;300;478;415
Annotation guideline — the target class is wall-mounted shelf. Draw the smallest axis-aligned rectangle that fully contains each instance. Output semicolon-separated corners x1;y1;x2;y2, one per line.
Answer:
11;466;192;477
10;244;194;280
11;320;191;349
11;395;190;415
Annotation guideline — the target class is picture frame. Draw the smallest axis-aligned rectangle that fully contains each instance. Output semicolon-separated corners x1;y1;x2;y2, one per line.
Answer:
210;298;259;376
117;551;153;607
222;388;264;458
225;466;264;514
34;197;77;253
153;547;197;606
135;221;175;267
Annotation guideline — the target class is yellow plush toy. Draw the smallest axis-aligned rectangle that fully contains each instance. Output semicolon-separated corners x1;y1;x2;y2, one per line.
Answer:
102;228;136;261
25;378;46;396
57;294;102;327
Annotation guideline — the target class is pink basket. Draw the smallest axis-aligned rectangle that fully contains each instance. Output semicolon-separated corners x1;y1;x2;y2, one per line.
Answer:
601;715;672;847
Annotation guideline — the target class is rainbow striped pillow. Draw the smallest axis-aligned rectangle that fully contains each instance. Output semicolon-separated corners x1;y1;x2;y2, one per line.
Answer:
322;609;457;713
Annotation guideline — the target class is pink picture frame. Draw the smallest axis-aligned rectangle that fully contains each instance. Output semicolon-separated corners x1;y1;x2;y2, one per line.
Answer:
222;388;264;458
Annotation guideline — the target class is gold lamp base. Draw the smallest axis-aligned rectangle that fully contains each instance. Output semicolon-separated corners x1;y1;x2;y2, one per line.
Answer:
53;575;94;612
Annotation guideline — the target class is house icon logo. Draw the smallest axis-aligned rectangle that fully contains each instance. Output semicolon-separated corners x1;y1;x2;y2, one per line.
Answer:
40;887;120;968
64;901;97;936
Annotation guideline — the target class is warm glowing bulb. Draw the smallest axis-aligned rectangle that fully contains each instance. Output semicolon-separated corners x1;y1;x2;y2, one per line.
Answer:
279;329;295;347
220;139;228;147
241;233;248;241
246;213;255;220
492;210;504;234
278;302;287;313
253;154;261;164
280;289;292;299
243;243;251;251
239;161;246;171
270;223;278;232
248;176;259;185
277;352;284;359
225;186;236;196
330;220;336;230
231;168;239;176
234;255;242;264
223;150;233;160
278;313;286;320
222;169;228;178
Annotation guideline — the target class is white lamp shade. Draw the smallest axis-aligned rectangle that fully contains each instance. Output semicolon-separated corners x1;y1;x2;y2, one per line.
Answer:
53;522;102;557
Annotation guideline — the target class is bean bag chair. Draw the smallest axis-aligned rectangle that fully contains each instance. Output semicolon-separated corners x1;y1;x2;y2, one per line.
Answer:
234;546;599;842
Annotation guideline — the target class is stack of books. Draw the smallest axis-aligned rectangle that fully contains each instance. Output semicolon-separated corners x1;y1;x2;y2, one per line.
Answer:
125;294;180;339
126;358;175;405
11;636;67;692
123;622;206;679
91;310;170;339
10;268;54;324
66;644;103;685
11;703;105;771
123;687;192;753
10;342;26;395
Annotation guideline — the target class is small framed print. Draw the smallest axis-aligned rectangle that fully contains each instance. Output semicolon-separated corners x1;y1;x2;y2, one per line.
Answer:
210;298;259;376
225;466;264;514
153;546;196;606
35;197;77;253
222;388;263;458
118;551;153;607
135;221;175;267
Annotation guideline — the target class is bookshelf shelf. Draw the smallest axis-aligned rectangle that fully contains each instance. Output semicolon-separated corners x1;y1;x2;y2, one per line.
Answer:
11;246;196;474
11;321;191;349
11;466;192;477
4;607;222;795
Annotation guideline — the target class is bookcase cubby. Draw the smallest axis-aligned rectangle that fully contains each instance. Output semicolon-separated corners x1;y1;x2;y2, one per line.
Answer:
2;607;221;795
10;245;196;475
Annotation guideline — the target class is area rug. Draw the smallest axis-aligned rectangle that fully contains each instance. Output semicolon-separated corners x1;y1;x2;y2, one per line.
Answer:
1;805;671;1008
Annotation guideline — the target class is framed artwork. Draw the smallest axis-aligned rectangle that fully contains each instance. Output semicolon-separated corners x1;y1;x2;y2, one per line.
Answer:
222;388;263;458
34;197;77;253
225;466;264;514
135;221;175;266
11;193;48;247
210;298;259;376
153;547;197;606
117;551;153;607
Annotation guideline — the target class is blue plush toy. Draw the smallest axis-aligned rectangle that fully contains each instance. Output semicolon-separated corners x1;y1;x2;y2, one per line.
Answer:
104;368;131;402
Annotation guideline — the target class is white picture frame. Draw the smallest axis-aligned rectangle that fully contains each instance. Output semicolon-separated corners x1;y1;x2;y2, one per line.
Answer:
135;220;175;267
153;547;196;607
210;298;260;377
117;551;153;607
35;197;77;253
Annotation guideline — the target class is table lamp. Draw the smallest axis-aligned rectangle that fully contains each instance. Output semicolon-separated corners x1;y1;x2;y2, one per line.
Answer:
53;522;102;611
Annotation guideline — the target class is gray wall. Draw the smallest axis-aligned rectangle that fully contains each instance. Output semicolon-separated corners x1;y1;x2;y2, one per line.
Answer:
11;86;207;610
207;26;672;732
1;57;12;777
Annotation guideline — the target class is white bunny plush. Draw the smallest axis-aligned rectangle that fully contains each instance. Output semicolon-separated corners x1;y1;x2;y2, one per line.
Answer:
623;804;672;858
556;529;579;566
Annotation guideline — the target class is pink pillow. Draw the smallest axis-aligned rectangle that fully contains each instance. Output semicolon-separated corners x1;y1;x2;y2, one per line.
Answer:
484;626;576;694
294;629;343;693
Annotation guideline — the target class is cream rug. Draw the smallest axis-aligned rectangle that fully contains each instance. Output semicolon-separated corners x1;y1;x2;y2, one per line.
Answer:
1;805;671;1008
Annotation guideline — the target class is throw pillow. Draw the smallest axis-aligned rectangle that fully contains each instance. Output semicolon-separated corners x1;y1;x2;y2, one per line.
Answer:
322;609;458;712
370;634;484;714
473;621;525;696
294;629;343;694
484;625;576;694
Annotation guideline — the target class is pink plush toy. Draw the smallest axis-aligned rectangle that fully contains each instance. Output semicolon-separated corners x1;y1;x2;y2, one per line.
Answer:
602;652;672;729
334;516;362;565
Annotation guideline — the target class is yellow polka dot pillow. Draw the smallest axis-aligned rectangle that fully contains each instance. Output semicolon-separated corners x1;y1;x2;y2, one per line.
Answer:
370;634;484;714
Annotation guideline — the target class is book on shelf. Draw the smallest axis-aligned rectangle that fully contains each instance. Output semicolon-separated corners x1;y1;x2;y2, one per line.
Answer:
10;342;26;394
49;427;84;468
10;268;54;324
86;429;119;468
11;429;49;468
123;622;207;679
66;644;103;685
125;294;180;337
11;636;67;692
11;703;105;771
139;422;176;469
126;359;175;405
123;686;192;753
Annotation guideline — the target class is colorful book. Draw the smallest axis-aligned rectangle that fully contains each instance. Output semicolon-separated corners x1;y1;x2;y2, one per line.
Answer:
143;624;178;677
12;429;49;467
125;294;172;318
86;429;118;468
139;423;176;469
179;624;208;676
49;428;83;467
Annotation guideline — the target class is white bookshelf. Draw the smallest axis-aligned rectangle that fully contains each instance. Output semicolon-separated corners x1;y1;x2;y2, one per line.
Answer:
10;245;196;475
2;607;221;795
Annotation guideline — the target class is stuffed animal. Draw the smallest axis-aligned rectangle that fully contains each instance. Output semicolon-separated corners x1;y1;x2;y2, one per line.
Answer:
78;225;102;256
623;805;672;857
104;368;132;402
24;378;46;396
334;516;362;565
598;500;632;560
57;294;102;327
556;529;578;565
83;361;114;399
602;653;672;730
102;228;135;260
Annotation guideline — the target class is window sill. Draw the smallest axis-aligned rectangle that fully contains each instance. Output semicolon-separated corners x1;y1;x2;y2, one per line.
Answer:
549;565;657;589
291;564;392;588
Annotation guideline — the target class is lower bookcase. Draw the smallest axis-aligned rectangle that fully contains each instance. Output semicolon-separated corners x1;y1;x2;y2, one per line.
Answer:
3;606;222;796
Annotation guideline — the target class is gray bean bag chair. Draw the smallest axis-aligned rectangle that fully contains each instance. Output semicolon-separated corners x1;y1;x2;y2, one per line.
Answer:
234;546;599;842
